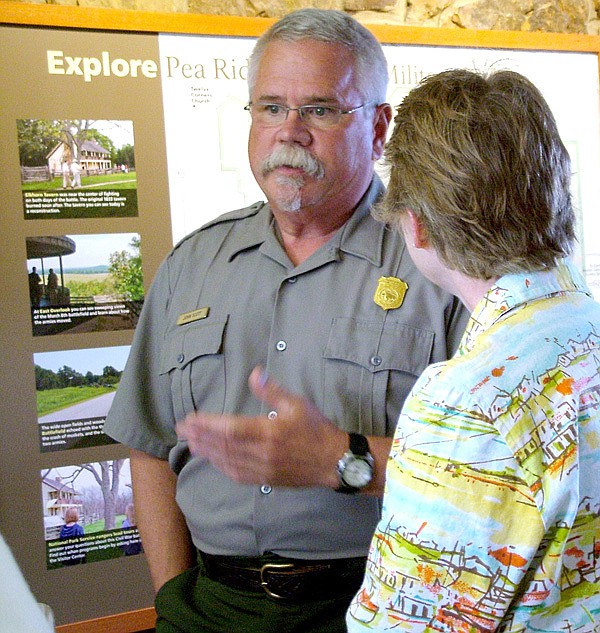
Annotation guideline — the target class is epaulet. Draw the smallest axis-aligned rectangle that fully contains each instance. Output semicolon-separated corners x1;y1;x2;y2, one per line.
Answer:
172;201;266;250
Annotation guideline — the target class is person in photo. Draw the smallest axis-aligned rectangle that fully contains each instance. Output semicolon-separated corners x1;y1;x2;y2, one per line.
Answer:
61;160;70;189
46;268;58;305
28;266;42;308
59;507;86;566
70;160;82;188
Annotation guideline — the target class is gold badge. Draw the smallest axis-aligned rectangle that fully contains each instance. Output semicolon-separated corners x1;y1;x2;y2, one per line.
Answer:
374;277;408;310
177;307;210;326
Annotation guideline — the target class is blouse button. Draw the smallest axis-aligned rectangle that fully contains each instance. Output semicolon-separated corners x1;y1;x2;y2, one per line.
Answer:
267;411;278;420
276;340;287;351
260;485;272;494
177;353;185;363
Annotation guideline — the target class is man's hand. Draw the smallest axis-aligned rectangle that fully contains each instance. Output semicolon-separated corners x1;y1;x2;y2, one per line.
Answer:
176;367;348;488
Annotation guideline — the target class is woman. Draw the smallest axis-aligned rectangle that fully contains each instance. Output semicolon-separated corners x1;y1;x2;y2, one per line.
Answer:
347;69;600;632
59;507;86;565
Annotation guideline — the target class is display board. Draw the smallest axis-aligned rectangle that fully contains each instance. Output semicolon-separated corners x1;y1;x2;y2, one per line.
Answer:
1;4;599;630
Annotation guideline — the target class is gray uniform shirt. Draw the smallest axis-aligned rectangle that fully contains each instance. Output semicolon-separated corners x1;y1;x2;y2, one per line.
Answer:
104;177;469;559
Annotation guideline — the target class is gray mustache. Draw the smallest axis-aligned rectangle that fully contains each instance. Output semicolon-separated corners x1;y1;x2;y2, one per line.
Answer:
262;145;325;179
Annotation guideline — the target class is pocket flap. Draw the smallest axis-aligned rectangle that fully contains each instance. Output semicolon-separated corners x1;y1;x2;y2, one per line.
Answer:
324;317;434;376
160;318;228;374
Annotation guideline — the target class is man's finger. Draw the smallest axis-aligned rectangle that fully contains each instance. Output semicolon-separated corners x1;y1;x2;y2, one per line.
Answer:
248;366;290;409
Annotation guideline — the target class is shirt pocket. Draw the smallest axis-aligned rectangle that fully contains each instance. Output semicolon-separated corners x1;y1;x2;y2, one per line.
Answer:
159;318;228;421
323;317;434;436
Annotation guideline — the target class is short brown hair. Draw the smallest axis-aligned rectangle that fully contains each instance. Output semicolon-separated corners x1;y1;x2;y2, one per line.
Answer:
64;507;79;523
376;69;575;279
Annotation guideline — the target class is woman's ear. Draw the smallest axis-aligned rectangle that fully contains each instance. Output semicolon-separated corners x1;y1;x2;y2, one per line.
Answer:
406;209;430;249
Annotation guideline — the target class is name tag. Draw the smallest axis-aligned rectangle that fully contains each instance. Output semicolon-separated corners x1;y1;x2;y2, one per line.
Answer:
177;307;210;326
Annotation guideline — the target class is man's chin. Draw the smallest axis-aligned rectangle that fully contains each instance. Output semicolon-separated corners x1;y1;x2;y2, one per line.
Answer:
270;176;304;213
273;194;302;213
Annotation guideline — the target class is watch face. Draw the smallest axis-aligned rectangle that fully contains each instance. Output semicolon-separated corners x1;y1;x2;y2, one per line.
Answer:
342;457;373;488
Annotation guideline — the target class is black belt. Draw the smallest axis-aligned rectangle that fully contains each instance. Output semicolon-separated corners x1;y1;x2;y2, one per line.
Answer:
199;551;367;602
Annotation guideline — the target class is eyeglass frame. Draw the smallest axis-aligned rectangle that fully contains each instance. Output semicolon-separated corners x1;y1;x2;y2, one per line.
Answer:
243;101;378;128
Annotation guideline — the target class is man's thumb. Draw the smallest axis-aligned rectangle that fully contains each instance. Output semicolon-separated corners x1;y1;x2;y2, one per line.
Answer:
249;366;286;409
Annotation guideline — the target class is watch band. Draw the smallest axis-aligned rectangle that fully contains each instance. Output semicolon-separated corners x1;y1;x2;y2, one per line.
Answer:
348;432;369;456
336;432;373;494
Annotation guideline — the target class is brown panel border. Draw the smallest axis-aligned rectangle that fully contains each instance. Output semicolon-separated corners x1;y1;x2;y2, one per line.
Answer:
0;3;275;35
1;2;600;53
55;606;156;633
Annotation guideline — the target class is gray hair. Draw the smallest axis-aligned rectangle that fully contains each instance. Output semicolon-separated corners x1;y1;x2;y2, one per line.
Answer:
248;8;388;104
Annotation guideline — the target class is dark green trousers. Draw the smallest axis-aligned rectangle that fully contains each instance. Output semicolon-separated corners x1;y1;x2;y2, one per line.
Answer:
155;562;354;632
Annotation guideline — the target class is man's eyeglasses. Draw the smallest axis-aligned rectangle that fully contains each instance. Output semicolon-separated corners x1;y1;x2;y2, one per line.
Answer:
244;102;376;129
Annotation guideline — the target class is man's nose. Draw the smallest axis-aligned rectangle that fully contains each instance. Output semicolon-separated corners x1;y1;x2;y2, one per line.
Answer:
275;110;312;144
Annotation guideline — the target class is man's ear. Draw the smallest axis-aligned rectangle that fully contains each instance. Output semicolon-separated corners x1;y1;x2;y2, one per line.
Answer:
406;209;430;249
371;103;393;161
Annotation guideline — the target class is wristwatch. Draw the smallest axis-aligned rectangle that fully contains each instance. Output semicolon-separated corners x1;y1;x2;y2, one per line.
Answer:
336;432;374;494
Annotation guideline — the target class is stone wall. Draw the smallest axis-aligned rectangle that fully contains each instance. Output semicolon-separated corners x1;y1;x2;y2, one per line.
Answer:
2;0;599;34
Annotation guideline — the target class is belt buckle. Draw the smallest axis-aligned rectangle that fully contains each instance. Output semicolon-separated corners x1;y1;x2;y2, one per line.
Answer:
260;562;294;599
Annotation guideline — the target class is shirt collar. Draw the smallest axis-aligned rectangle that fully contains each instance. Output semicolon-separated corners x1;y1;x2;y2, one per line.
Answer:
228;174;387;267
460;258;591;353
333;174;387;267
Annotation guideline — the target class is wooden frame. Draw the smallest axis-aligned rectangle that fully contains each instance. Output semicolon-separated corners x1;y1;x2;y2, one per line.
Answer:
2;3;600;631
54;607;156;633
2;2;600;54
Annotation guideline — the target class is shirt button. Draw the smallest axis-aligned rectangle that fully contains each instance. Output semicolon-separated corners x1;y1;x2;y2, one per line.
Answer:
276;340;287;351
287;276;297;284
370;355;382;367
177;353;185;363
267;410;278;420
260;485;272;494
